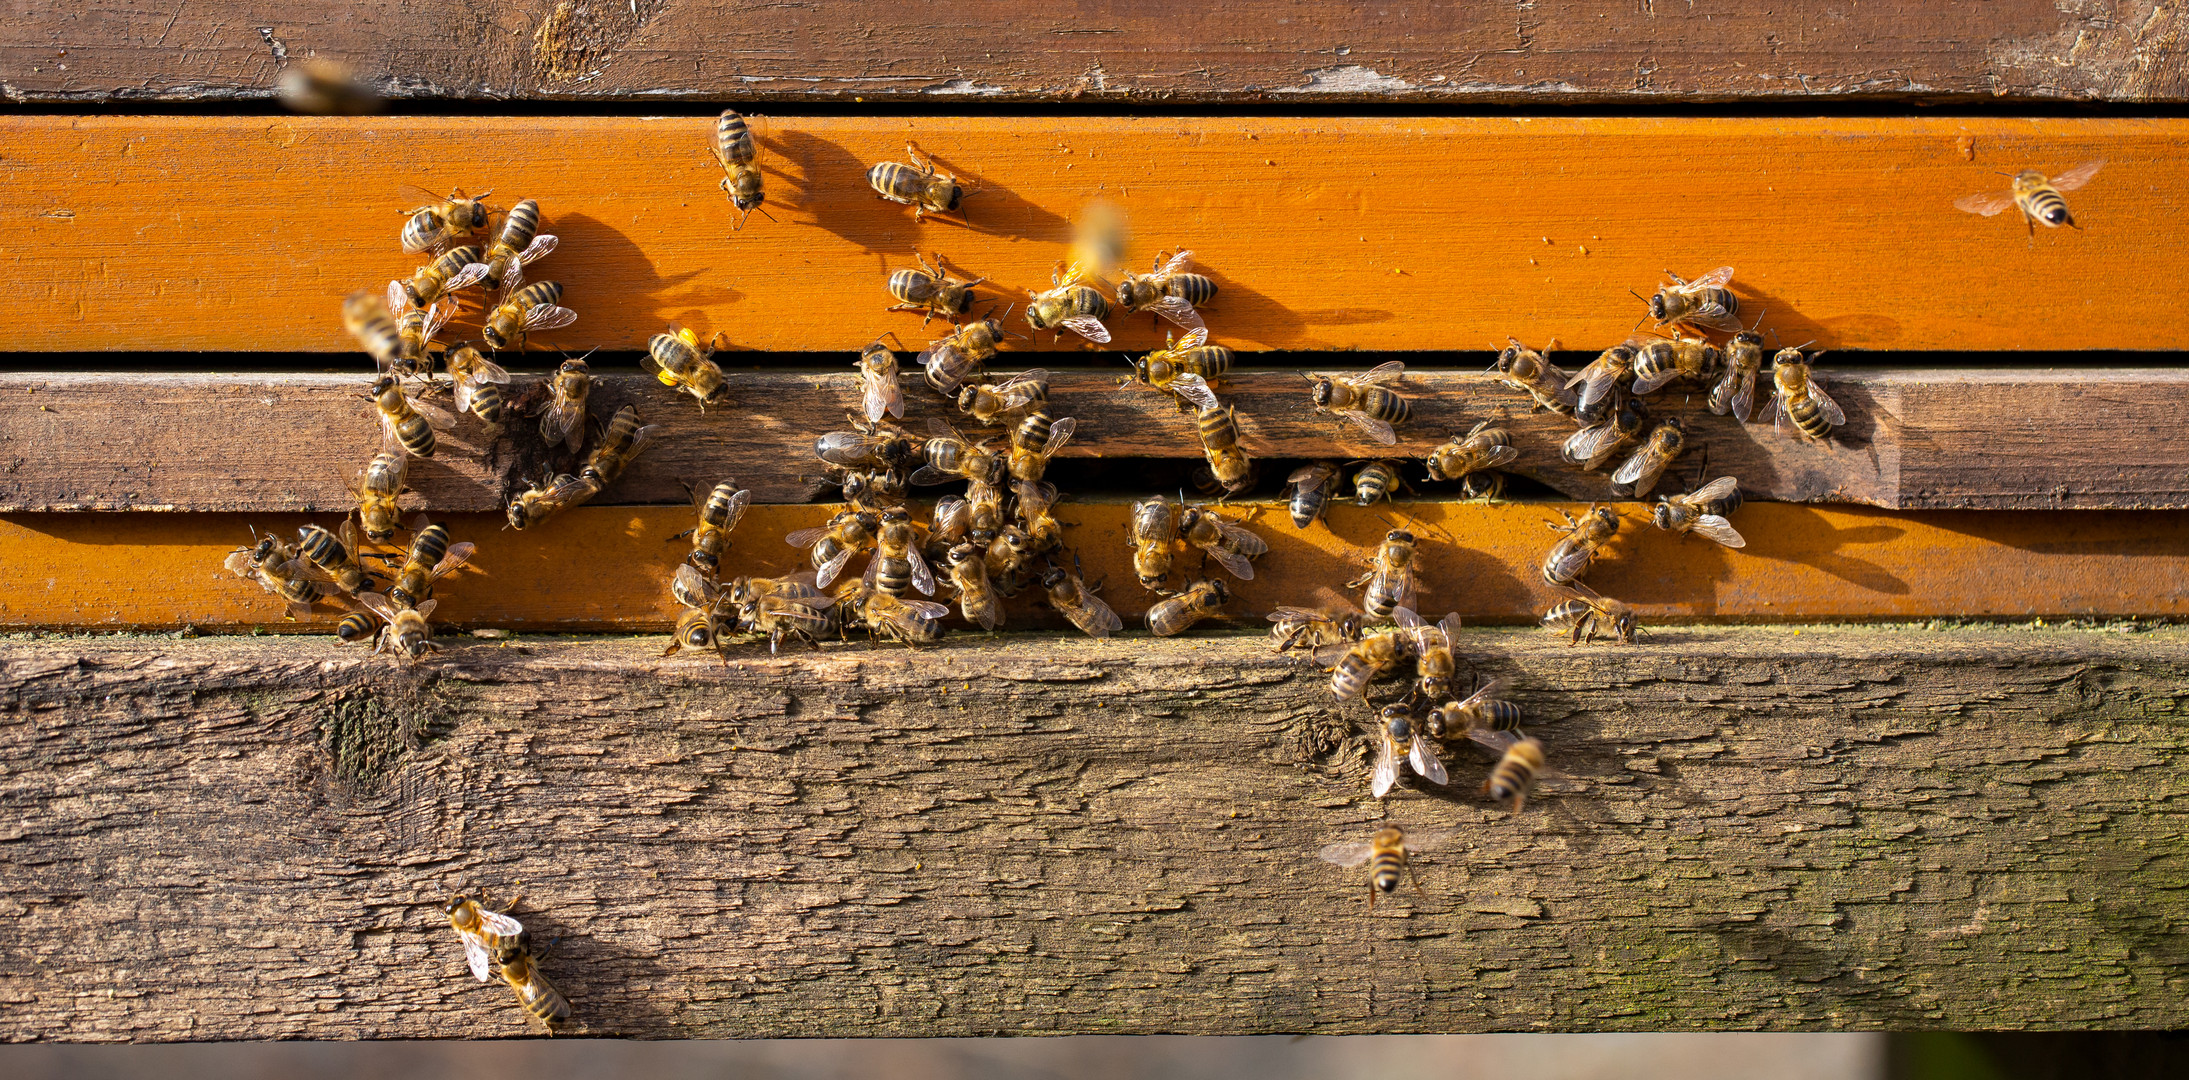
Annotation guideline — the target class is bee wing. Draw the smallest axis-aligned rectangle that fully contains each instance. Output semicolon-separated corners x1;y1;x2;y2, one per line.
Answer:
1042;416;1077;456
1157;249;1196;276
994;368;1052;393
1479;445;1521;469
1200;544;1256;581
1357;360;1406;386
541;399;585;453
442;261;489;294
672;563;713;608
522;305;579;333
1466;727;1523;755
2051;159;2105;192
1628;368;1680;395
1685;307;1745;333
1690;515;1747;549
396;183;453;211
1339;410;1398;446
1211;517;1268;557
908;465;956;486
863;370;905;422
430;542;476;580
620;424;664;463
356;591;401;622
421;298;458;342
478;907;524;938
1317;841;1374;868
900;598;953;619
1954;190;2018;217
1808;377;1847;426
1311;641;1357;667
1392;606;1425;630
1692;265;1735;289
930;496;971;538
1146;295;1205;332
1687;476;1742;503
399;221;445;254
384;278;411;314
1266;607;1327;623
1167;374;1220;412
1544;545;1595;584
718;488;752;534
1437;611;1463;640
1610;450;1656;486
1410;735;1448;785
1562;423;1621;469
784;526;830;548
1452;677;1511;713
1059;315;1111;344
451;377;480;415
1730;377;1758;423
1176;326;1209;350
814;544;857;589
1371;736;1400;799
909;547;937;596
517;233;560;265
1067;589;1125;637
461;933;494;982
1286;463;1335;488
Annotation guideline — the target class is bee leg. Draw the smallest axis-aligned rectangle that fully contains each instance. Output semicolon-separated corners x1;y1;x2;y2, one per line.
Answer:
1367;880;1377;910
1569;619;1585;647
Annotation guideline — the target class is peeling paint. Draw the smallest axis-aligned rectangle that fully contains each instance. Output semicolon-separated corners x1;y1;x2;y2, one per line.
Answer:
1272;65;1415;94
923;78;1008;96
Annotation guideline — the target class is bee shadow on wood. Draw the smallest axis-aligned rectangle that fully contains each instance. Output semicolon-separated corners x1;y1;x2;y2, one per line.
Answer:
1735;283;1905;352
546;212;740;323
913;146;1072;244
1742;506;1912;596
496;900;680;1036
1706;922;1930;1026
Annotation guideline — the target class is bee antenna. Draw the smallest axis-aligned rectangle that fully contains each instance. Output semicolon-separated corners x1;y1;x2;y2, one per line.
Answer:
1748;307;1768;331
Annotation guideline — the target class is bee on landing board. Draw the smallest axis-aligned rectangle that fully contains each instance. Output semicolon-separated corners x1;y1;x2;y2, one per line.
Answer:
1562;391;1648;473
464;198;559;293
1319;826;1443;908
1283;462;1342;529
1394;608;1464;704
1768;348;1845;443
342;291;406;375
1371;700;1447;797
1307;361;1411;445
397;185;493;254
505;473;601;531
1115;249;1216;331
888;252;985;326
854;338;906;422
1424;420;1519;491
224;529;333;615
1426;677;1523;742
919;314;1010;397
844;584;952;646
1566;342;1638;425
1630;336;1724;397
1610;417;1689;499
295;518;376;596
1492;337;1577;416
443;343;511;427
867;143;969;222
1026;261;1113;344
786;508;882;590
1542;504;1619;587
1146;577;1231;637
1041;562;1124;639
958;369;1050;426
356;591;438;665
645;325;731;410
1267;604;1363;654
1708;309;1770;422
1194;401;1255;497
537;355;592;454
1482;733;1548;813
351;450;409;543
385;515;474;610
481;281;578;351
1955;160;2104;237
444;894;524;983
1123;327;1230;412
1347;529;1420;621
493;933;572;1032
1636;265;1741;335
1543;583;1638;645
578;406;662;490
1652;476;1746;548
712;109;772;229
671;479;751;575
1176;504;1267;580
391;244;486;312
1127;495;1183;591
1317;619;1417;702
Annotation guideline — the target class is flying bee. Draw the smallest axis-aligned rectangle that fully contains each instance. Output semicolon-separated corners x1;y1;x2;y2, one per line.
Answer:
1955;160;2105;236
388;293;456;380
1769;349;1846;443
918;315;1009;398
1350;459;1406;507
845;584;952;646
356;591;438;665
1026;261;1112;344
464;198;559;293
351;450;409;542
1483;734;1547;812
1041;563;1124;639
1115;249;1216;331
1283;462;1342;529
1630;337;1724;396
273;58;382;116
1426;678;1522;741
888;252;985;326
958;369;1050;425
1319;825;1441;907
1610;417;1688;498
669;479;750;573
1424;420;1519;488
342;291;405;373
1347;529;1420;621
1267;604;1363;654
867;143;969;222
1371;701;1447;797
386;516;474;610
397;184;492;254
1561;391;1648;472
943;542;1003;630
504;473;601;531
1317;622;1416;702
912;422;1008;487
1006;410;1075;486
579;405;661;489
1123;327;1230;412
536;356;592;454
444;894;525;983
1128;495;1183;590
1542;504;1619;587
786;508;881;589
1544;583;1637;645
1566;342;1638;424
854;338;905;422
223;529;331;614
1195;403;1255;496
1653;476;1746;548
1637;265;1741;335
334;607;381;646
296;518;375;595
443;343;511;426
1493;337;1577;415
644;325;731;410
481;280;578;351
1307;361;1410;445
1176;505;1267;580
865;507;936;598
391;244;486;312
1146;577;1231;637
1394;608;1464;703
492;933;571;1031
712;109;769;229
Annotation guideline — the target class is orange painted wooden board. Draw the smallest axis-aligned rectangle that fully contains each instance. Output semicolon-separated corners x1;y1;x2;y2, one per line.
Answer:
7;502;2186;633
3;116;2185;355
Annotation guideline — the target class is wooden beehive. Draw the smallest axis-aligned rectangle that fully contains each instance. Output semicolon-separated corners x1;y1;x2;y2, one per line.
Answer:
3;4;2188;1039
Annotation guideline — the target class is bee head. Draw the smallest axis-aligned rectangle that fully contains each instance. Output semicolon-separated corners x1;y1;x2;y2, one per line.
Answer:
1612;609;1639;643
954;384;983;413
1648;292;1669;320
1380;703;1414;740
505;499;532;531
1038;565;1069;591
1650;502;1678;531
1308;376;1336;408
443;895;471;916
1206;579;1232;606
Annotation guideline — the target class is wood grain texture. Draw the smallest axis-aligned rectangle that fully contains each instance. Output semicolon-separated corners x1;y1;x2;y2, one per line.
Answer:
8;502;2189;632
2;629;2184;1039
10;368;2189;513
4;2;2185;103
4;116;2186;354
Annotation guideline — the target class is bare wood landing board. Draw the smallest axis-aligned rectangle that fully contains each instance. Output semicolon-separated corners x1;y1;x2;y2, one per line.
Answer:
4;117;2185;354
1;630;2183;1038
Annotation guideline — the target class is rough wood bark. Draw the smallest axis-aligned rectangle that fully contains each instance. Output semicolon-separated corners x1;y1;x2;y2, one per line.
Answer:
9;369;2189;513
4;2;2184;103
0;629;2184;1039
5;116;2185;354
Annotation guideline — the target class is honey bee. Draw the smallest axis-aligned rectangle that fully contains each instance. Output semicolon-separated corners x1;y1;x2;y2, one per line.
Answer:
1350;459;1406;507
391;245;486;311
397;185;492;254
579;405;661;489
1267;604;1363;654
538;356;592;454
663;481;747;577
1426;678;1522;741
1565;342;1638;424
443;343;511;426
1041;563;1124;638
1317;621;1416;702
481;280;578;351
223;529;332;614
814;415;921;474
1637;265;1741;335
854;339;906;422
846;584;952;646
1011;479;1065;553
669;560;718;612
334;607;380;646
356;591;438;664
1542;504;1619;587
505;473;601;531
1424;420;1518;488
661;593;727;662
386;516;474;610
1630;337;1724;396
389;293;455;379
1955;160;2105;236
1482;734;1547;812
1195;403;1255;496
342;291;404;373
1318;825;1438;907
273;58;382;116
1768;349;1845;443
918;316;1008;398
296;518;375;595
351;450;408;542
1394;608;1464;703
645;325;731;410
732;582;838;653
1458;471;1506;502
888;252;985;326
943;543;1003;630
444;894;524;983
1115;249;1216;331
867;143;969;222
464;198;559;293
1026;262;1112;344
1561;391;1648;472
1307;361;1410;445
1283;462;1342;529
1492;337;1577;415
1347;529;1419;620
1543;583;1638;645
1177;505;1267;580
1006;410;1075;486
865;506;936;597
964;478;1010;546
1371;701;1447;797
1124;328;1229;412
1146;577;1231;637
786;508;881;589
958;369;1050;425
492;933;571;1031
1610;417;1688;498
912;422;1008;487
713;109;769;229
1710;316;1767;421
1128;495;1182;590
1653;476;1746;548
826;466;907;511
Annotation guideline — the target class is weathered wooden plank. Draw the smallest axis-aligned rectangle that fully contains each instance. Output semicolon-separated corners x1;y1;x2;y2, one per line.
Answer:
3;116;2184;354
8;369;2189;513
1;630;2183;1038
4;2;2184;104
7;502;2189;632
